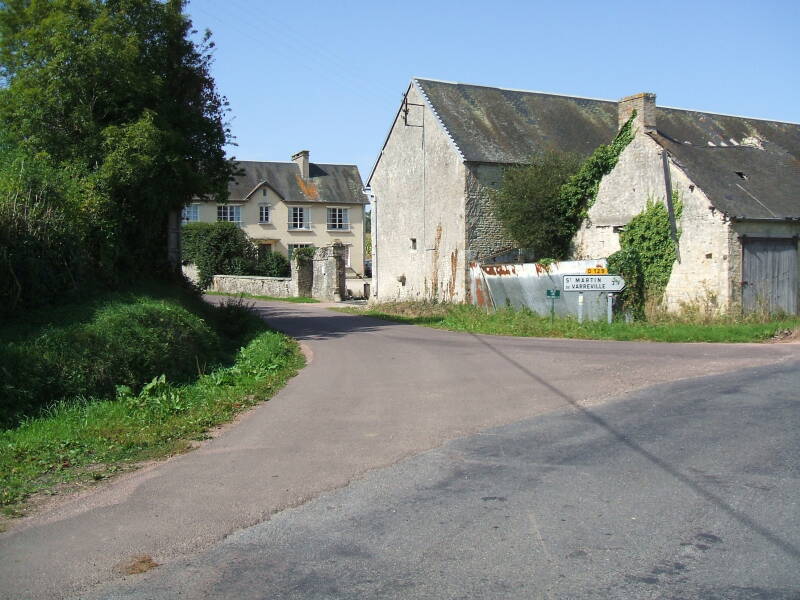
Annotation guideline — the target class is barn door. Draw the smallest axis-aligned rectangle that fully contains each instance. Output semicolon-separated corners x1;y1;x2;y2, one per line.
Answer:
741;237;798;315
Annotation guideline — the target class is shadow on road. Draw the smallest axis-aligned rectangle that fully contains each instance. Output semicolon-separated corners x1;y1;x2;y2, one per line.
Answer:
472;332;800;562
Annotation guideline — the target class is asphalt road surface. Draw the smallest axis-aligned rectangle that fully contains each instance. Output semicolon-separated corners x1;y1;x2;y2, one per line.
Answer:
1;301;797;599
90;360;800;599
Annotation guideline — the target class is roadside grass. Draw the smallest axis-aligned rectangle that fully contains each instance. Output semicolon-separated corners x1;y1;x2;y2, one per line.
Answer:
204;291;319;303
341;302;800;343
0;281;264;427
0;282;304;515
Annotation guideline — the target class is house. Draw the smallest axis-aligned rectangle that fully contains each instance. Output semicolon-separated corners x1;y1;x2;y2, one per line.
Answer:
184;151;369;275
367;78;799;313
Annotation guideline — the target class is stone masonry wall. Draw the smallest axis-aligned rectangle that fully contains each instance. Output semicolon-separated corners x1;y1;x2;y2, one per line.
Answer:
212;274;293;297
311;244;346;301
574;133;737;313
465;163;516;263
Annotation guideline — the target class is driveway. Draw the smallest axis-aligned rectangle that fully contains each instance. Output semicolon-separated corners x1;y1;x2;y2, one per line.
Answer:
0;300;797;599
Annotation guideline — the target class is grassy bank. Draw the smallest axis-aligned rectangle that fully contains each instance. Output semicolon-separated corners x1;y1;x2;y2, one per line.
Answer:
205;291;319;303
0;283;303;515
344;302;799;343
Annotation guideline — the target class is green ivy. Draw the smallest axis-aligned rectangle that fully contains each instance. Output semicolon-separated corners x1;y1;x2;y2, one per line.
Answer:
560;112;637;221
608;193;683;319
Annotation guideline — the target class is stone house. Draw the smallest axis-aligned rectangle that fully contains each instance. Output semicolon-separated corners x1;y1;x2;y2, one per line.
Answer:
185;151;369;276
367;78;799;313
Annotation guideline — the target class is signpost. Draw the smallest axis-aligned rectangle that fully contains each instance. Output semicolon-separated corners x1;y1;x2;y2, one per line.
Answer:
545;289;560;322
562;275;626;324
562;275;625;292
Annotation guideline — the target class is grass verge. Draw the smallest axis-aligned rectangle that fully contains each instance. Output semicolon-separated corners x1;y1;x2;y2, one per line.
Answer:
341;302;800;343
0;326;303;515
0;282;304;516
205;291;319;303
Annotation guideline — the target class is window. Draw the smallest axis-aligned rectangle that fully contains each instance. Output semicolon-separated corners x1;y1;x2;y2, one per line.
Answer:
343;245;351;267
217;204;241;225
181;204;199;224
288;244;312;261
288;206;310;230
258;204;271;224
327;207;350;230
410;238;417;250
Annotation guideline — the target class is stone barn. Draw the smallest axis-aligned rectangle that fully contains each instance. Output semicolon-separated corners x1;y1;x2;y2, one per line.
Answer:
367;78;799;313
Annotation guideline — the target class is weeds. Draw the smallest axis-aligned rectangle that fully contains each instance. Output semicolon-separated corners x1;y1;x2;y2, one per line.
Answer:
0;327;303;512
347;302;799;344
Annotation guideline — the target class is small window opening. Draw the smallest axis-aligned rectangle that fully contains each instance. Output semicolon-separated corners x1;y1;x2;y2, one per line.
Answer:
689;184;695;192
410;238;417;250
735;171;748;180
705;253;713;259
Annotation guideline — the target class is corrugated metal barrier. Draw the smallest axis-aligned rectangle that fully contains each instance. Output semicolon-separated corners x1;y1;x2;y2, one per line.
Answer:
469;259;611;321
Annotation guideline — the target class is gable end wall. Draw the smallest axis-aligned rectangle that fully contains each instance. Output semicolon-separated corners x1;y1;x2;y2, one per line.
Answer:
370;84;467;302
574;133;738;312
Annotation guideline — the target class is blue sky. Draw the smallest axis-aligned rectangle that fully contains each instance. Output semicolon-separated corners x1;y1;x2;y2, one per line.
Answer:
187;0;799;183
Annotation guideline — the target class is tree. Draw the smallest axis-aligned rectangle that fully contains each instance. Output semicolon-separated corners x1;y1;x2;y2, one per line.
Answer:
491;150;582;260
0;0;235;284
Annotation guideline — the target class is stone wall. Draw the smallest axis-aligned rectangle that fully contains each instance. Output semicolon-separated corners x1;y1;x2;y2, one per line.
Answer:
310;244;346;301
198;243;346;301
212;274;293;297
573;132;743;313
465;163;516;264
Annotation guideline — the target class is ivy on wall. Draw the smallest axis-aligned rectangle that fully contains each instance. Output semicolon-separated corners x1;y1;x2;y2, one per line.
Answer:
607;192;683;319
491;113;637;261
560;112;637;221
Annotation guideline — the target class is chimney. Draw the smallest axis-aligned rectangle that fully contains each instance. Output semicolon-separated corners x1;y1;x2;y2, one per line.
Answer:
292;150;310;179
618;92;656;133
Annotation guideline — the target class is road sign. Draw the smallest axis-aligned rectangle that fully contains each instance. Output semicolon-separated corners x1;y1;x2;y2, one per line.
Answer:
563;275;625;292
546;289;561;298
586;267;608;275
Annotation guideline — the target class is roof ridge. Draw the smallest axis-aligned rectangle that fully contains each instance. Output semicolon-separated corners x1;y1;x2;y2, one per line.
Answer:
235;159;360;168
414;77;799;126
413;76;616;105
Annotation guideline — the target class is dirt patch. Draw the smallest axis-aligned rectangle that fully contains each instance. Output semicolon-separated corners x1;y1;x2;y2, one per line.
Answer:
114;554;159;575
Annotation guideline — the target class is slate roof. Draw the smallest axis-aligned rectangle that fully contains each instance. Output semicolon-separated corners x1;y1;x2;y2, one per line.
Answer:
653;134;800;220
228;161;367;205
410;78;800;220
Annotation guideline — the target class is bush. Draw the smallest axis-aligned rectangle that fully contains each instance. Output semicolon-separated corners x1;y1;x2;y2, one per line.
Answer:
252;252;290;277
0;296;226;427
491;150;582;260
182;222;256;288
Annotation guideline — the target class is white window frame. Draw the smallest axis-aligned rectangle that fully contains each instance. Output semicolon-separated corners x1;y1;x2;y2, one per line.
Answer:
288;206;310;230
258;203;271;224
326;207;350;231
217;204;242;225
287;243;312;261
181;203;200;224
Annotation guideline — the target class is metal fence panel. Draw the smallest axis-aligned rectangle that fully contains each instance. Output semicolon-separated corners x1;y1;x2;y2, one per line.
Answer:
470;259;611;320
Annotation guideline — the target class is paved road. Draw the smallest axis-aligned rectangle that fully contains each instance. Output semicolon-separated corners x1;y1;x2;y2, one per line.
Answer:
89;361;800;599
0;301;797;599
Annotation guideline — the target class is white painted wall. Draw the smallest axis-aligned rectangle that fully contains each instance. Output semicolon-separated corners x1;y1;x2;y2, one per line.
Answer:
370;84;467;302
